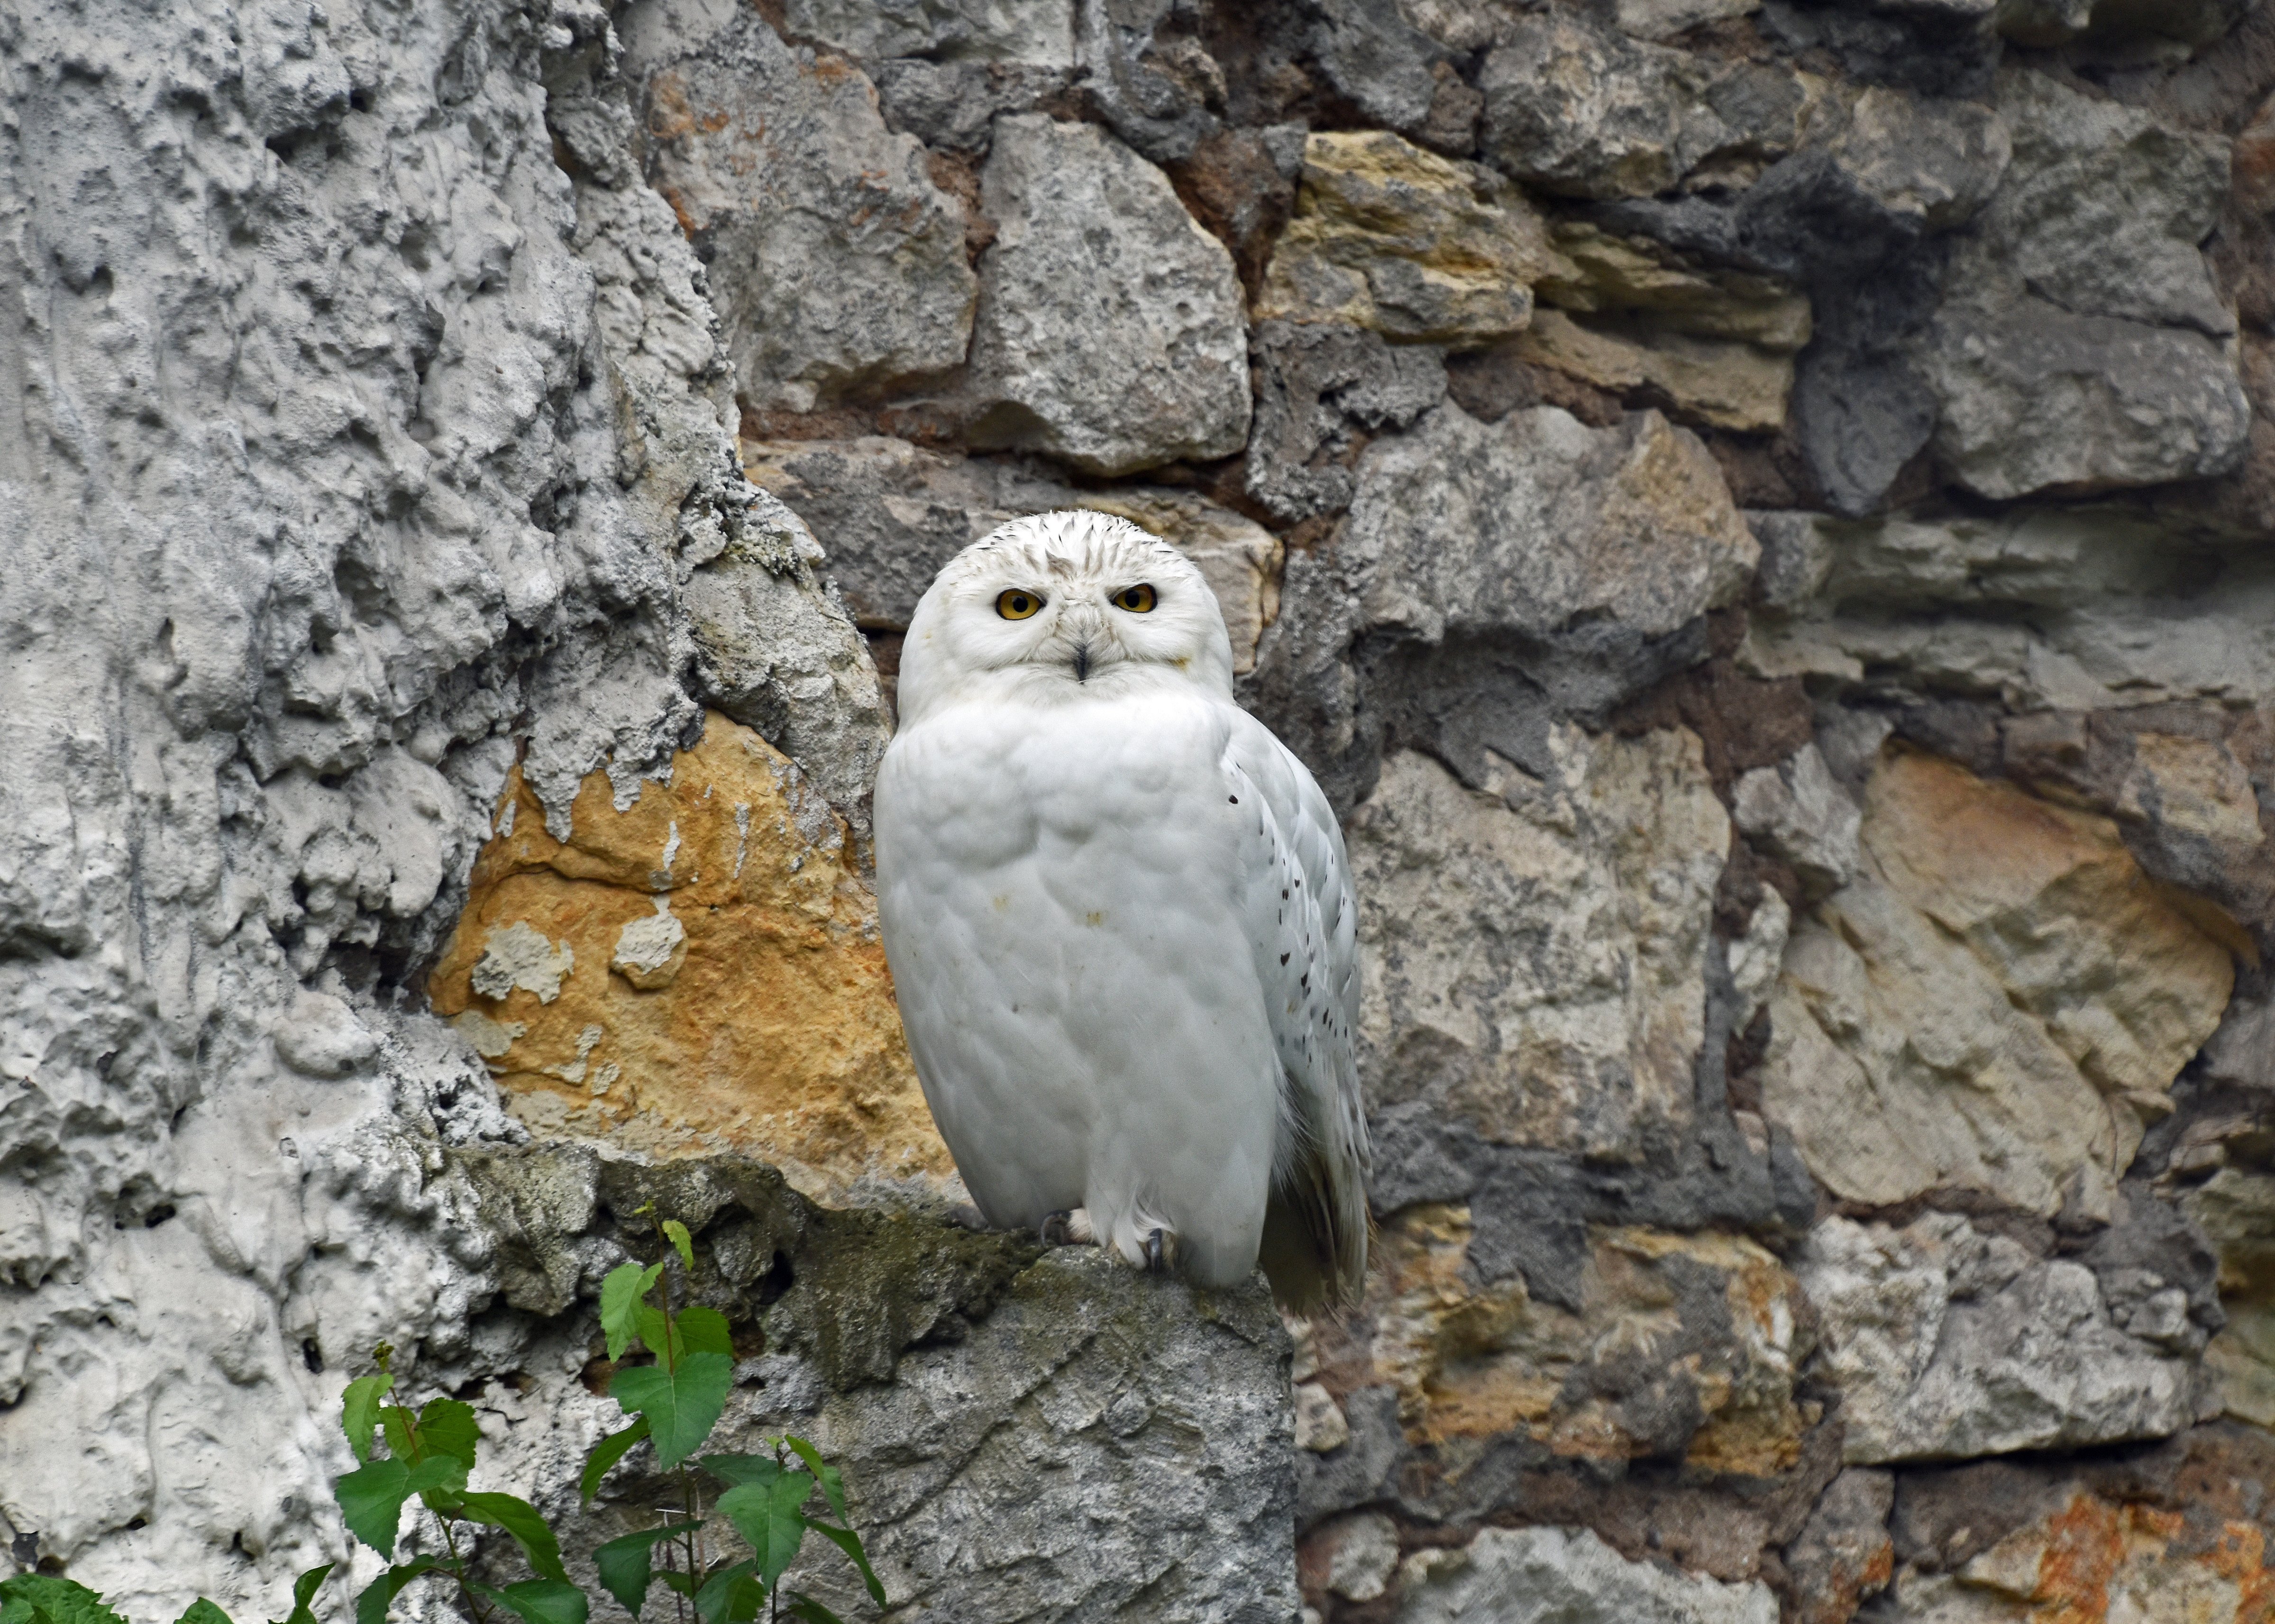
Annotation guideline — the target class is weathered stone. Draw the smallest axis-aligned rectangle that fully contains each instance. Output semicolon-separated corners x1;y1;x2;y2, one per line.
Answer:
1295;1381;1352;1452
774;0;1075;63
1480;12;1816;198
1954;70;2230;336
1760;750;2236;1215
1349;731;1728;1160
739;438;1282;671
1256;130;1562;343
1244;321;1450;522
1535;223;1815;350
1783;1469;1896;1624
1731;744;1863;897
1511;308;1798;432
429;712;955;1203
1618;0;1763;42
1394;1526;1780;1624
624;0;977;411
272;992;382;1080
1741;509;2275;715
1312;1510;1402;1602
960;114;1250;474
1318;1200;1811;1473
869;57;1075;154
1924;301;2251;500
684;489;894;833
1823;87;2010;235
1800;1212;2204;1462
716;1248;1299;1622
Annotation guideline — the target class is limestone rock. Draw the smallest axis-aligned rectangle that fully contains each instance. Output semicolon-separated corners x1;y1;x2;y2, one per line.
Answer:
1394;1526;1780;1624
1760;750;2236;1214
740;439;1283;671
1800;1213;2202;1462
272;992;383;1080
1926;301;2250;501
1314;1511;1402;1602
429;712;955;1202
961;115;1250;474
775;0;1075;63
1480;12;1813;199
683;489;894;833
1316;1200;1812;1473
1535;223;1814;350
1783;1470;1896;1624
1740;508;2275;714
1824;87;2010;235
623;0;977;412
1348;731;1729;1160
1256;130;1562;344
722;1248;1299;1622
1511;308;1798;432
1731;744;1862;897
1954;71;2229;337
1244;321;1449;522
1295;1382;1352;1452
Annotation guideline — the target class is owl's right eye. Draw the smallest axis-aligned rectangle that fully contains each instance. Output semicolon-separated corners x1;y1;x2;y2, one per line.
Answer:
996;589;1045;620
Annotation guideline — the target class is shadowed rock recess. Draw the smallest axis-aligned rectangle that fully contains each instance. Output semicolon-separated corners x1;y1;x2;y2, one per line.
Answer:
8;0;2275;1620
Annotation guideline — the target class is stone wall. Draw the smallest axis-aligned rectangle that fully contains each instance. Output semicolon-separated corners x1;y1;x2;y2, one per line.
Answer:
8;0;2275;1622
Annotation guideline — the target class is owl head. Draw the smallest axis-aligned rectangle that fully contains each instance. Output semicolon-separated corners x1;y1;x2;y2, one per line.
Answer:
895;510;1237;726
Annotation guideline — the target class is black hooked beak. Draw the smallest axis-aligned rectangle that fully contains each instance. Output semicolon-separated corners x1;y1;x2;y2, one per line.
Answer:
1073;642;1090;683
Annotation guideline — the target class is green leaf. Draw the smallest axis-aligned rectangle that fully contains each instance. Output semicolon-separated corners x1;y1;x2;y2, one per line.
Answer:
1;1598;30;1624
600;1261;665;1362
782;1594;848;1624
690;1563;759;1624
610;1352;732;1471
335;1455;468;1555
580;1417;650;1506
340;1374;396;1463
806;1525;885;1608
717;1469;814;1595
661;1220;695;1273
465;1581;586;1624
457;1492;568;1584
272;1563;334;1624
696;1453;782;1489
590;1525;698;1617
175;1600;232;1624
352;1560;439;1624
676;1306;733;1359
0;1578;129;1624
779;1438;847;1526
416;1397;481;1472
634;1304;675;1366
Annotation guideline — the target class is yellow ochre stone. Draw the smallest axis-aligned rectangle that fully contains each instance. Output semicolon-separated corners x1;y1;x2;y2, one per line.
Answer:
429;711;955;1202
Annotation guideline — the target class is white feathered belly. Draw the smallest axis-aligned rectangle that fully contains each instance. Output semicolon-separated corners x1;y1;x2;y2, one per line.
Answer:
875;694;1281;1286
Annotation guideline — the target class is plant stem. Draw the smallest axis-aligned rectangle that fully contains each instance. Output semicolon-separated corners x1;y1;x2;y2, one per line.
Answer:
438;1515;491;1624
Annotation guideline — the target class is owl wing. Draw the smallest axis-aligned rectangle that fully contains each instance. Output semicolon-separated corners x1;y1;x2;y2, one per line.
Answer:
1221;710;1370;1311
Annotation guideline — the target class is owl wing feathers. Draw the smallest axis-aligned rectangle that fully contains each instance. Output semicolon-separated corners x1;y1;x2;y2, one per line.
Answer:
1221;711;1370;1312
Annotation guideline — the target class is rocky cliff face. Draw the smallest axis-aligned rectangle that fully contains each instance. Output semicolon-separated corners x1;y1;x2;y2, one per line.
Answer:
7;0;2275;1622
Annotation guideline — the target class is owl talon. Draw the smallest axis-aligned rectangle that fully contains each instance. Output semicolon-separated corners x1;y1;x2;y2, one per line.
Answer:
1143;1227;1172;1273
1041;1208;1096;1247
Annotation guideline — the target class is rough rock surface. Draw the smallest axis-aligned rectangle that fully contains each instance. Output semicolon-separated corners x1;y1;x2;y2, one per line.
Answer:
427;713;952;1199
1395;1525;1779;1624
959;114;1251;474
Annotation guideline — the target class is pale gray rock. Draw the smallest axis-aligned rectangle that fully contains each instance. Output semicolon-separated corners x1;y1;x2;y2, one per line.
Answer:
870;57;1075;154
621;0;976;413
272;992;384;1080
718;1249;1298;1624
1246;322;1449;523
1318;1512;1402;1602
1800;1213;2205;1462
1743;509;2275;714
777;0;1075;62
1956;70;2232;337
1394;1526;1780;1624
1732;744;1864;897
1347;734;1729;1159
1825;88;2010;233
682;489;894;835
961;115;1251;474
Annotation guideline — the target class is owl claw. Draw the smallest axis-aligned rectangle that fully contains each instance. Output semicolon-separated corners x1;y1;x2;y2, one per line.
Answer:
1040;1208;1096;1247
1143;1227;1173;1273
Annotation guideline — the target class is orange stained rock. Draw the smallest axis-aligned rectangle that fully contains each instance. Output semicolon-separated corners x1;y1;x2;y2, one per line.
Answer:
429;711;956;1203
1964;1492;2273;1624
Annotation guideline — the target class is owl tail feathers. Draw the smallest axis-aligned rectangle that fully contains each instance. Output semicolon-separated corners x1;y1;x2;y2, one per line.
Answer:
1259;1154;1371;1315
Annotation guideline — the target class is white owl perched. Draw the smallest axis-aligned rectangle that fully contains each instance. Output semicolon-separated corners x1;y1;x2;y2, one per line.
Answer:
873;510;1370;1310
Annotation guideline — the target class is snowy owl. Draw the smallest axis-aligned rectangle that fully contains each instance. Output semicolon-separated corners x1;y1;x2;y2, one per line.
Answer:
873;510;1370;1310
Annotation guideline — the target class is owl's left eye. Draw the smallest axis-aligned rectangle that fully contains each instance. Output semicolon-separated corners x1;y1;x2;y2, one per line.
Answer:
1112;584;1157;613
997;589;1045;620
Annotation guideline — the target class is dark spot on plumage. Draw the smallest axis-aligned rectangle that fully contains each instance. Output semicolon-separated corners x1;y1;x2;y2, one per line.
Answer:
1280;952;1290;964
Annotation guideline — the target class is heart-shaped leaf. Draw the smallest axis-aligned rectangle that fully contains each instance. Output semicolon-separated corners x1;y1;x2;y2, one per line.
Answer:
610;1353;732;1471
580;1417;649;1506
590;1524;699;1618
717;1470;814;1595
458;1492;567;1583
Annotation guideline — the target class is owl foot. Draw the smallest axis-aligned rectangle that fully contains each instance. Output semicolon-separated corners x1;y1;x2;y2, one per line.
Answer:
1040;1208;1096;1247
1143;1227;1177;1273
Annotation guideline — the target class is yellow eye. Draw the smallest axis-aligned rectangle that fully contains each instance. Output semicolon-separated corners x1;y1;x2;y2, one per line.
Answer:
996;588;1044;620
1112;583;1157;613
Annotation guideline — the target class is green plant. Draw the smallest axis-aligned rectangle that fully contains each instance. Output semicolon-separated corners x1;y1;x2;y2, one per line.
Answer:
1;1216;881;1624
